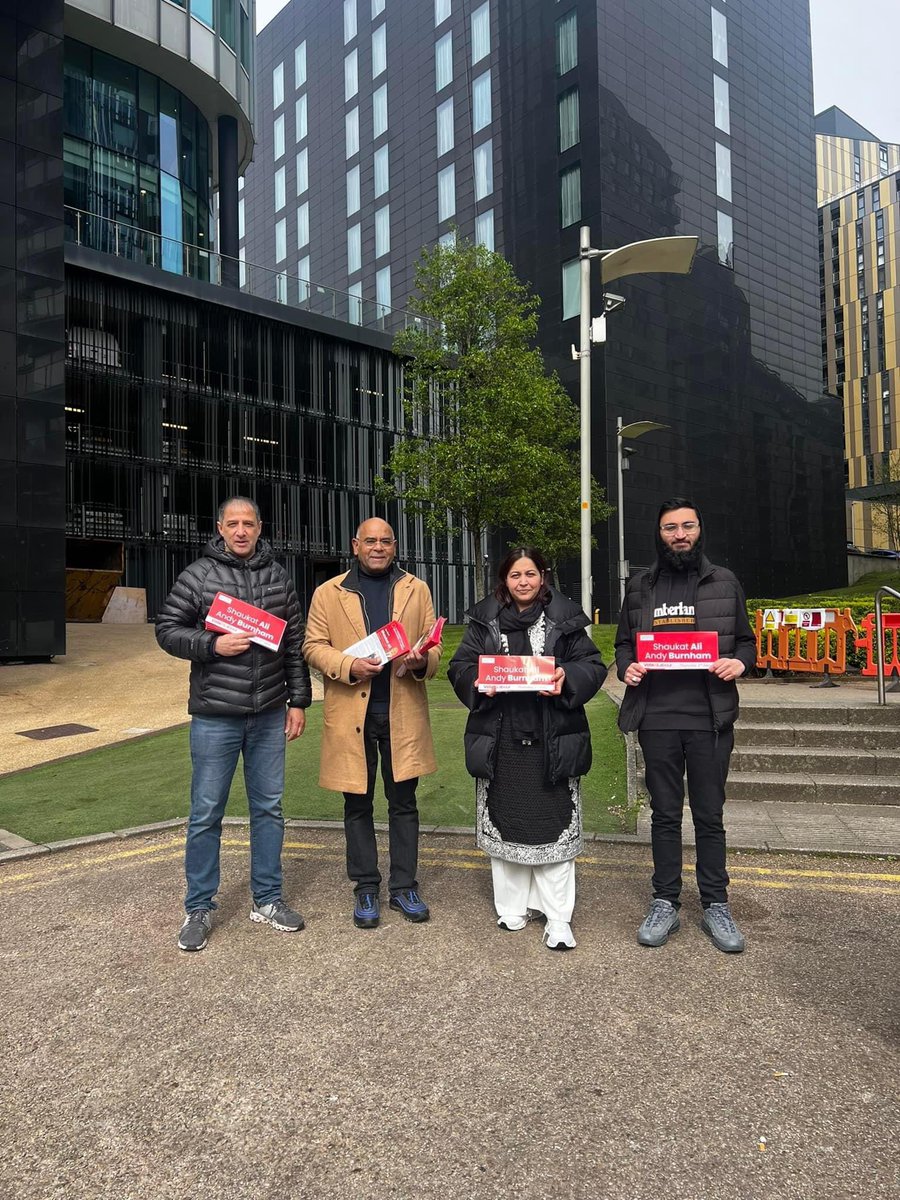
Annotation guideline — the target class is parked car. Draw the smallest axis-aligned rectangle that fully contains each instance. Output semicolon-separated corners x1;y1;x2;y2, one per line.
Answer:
869;548;900;559
847;542;864;555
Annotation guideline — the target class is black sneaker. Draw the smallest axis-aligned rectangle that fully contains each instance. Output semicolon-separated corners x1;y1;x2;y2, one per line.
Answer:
250;899;305;932
389;888;430;923
178;910;211;952
353;891;380;929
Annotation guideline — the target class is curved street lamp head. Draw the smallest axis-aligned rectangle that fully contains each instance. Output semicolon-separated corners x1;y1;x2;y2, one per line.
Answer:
600;236;698;286
619;420;670;440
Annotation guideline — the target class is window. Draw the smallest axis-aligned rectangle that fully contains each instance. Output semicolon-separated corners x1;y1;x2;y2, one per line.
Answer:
191;1;213;29
297;202;309;248
879;144;889;174
344;0;357;44
347;165;361;215
857;191;866;218
273;63;284;109
220;0;236;50
716;210;733;267
474;139;493;200
275;217;286;262
296;148;308;195
372;24;387;77
475;209;494;251
435;32;452;90
376;265;391;315
560;163;580;227
435;0;451;25
713;75;730;134
472;70;491;132
274;114;285;160
274;166;286;212
437;98;454;156
238;197;245;240
345;49;358;100
438;163;455;220
373;83;388;137
295;42;307;88
872;183;882;210
375;144;389;196
375;204;390;257
276;272;288;304
347;222;361;273
854;154;861;183
715;142;732;202
562;259;579;320
346;107;360;158
439;229;456;248
349;280;363;325
295;94;308;141
298;255;310;303
372;0;385;15
556;9;577;76
558;87;579;151
711;8;728;67
471;3;490;65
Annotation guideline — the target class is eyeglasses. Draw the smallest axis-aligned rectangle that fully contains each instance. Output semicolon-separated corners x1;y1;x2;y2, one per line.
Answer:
359;537;395;547
660;521;699;533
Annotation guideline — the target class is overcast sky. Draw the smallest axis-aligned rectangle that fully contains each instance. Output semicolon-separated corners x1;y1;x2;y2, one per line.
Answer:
256;0;900;144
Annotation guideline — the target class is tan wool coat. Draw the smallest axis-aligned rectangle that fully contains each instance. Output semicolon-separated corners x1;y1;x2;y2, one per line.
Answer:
302;567;441;793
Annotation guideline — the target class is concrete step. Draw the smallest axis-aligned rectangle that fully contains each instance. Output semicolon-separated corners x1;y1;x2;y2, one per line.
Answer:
735;723;900;749
726;772;900;805
730;746;900;776
739;703;900;728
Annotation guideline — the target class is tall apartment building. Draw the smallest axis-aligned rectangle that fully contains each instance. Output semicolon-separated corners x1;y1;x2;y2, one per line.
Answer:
244;0;845;616
817;106;900;551
3;0;471;660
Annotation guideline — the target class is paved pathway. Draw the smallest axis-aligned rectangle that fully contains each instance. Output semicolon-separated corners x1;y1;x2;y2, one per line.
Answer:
1;829;897;1200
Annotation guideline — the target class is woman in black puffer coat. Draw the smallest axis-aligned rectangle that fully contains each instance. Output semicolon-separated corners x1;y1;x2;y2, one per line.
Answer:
448;548;607;951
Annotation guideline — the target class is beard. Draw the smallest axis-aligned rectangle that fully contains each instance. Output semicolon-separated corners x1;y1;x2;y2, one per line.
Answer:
656;536;703;573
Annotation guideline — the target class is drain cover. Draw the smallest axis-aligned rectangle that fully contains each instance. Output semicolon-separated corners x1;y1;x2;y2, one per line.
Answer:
16;723;99;740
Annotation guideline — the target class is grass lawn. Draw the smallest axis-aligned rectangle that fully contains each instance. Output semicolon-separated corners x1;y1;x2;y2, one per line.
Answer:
0;644;628;844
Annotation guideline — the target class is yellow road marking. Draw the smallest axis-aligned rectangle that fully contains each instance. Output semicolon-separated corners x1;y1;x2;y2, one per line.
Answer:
2;836;900;900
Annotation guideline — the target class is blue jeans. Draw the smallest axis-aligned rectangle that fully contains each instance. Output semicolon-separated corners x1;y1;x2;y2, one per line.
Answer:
185;707;287;912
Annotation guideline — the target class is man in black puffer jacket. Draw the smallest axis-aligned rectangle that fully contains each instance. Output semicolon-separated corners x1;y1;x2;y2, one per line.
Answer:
156;497;312;952
615;498;757;955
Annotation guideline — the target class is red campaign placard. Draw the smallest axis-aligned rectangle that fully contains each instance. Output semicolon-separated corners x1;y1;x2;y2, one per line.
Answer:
476;655;557;691
412;615;447;654
636;631;719;670
204;592;287;652
343;620;411;663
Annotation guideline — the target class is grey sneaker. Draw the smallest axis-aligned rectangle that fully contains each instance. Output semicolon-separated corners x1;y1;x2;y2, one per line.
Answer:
637;898;681;947
701;902;745;953
178;910;212;952
250;898;305;932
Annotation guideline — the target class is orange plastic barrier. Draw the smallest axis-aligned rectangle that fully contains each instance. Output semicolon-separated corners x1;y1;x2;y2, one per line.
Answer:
754;608;857;674
854;611;900;677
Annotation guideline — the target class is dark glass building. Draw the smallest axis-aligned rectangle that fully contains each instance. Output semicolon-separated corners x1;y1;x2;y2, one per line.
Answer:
0;0;66;659
245;0;844;616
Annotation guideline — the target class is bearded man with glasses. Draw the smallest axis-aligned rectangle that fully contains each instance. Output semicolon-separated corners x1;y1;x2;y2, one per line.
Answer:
614;498;757;954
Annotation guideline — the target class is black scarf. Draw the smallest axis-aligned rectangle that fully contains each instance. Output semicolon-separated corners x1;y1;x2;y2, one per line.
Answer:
497;601;545;742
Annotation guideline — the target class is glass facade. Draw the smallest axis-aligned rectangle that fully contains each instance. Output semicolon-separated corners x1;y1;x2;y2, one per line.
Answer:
63;40;212;280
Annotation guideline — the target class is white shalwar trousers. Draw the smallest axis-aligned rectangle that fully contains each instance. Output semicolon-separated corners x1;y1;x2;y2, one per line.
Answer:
491;857;576;924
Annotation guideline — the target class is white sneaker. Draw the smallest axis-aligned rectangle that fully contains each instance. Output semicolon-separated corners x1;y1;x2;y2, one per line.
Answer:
497;914;529;931
543;920;576;950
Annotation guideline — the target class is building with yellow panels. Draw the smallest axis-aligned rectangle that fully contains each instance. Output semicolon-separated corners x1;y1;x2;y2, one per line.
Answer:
817;107;900;551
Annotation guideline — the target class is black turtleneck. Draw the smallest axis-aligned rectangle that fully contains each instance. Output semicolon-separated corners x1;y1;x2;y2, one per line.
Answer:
356;563;392;712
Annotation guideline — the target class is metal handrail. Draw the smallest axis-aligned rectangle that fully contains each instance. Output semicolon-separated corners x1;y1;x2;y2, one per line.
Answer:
63;205;432;335
874;583;900;704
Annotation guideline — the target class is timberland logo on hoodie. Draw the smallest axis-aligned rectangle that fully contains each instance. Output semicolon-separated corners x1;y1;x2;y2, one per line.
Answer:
652;601;695;628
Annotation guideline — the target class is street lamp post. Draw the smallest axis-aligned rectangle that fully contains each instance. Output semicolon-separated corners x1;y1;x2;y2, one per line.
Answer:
616;418;670;606
573;228;697;619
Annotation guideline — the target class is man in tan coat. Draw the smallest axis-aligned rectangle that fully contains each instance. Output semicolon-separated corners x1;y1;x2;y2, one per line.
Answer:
303;518;441;929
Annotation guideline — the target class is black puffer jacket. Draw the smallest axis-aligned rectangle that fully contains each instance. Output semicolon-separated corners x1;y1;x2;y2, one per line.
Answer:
448;590;608;783
155;537;312;717
614;555;757;733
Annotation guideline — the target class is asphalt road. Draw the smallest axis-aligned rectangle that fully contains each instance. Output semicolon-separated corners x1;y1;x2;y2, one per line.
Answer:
2;830;898;1200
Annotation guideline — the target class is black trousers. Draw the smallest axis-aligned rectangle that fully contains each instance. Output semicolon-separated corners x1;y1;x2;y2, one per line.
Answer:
638;728;734;907
342;711;420;894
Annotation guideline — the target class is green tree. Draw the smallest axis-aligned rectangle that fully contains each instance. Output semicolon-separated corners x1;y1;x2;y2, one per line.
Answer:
869;449;900;552
378;237;611;597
